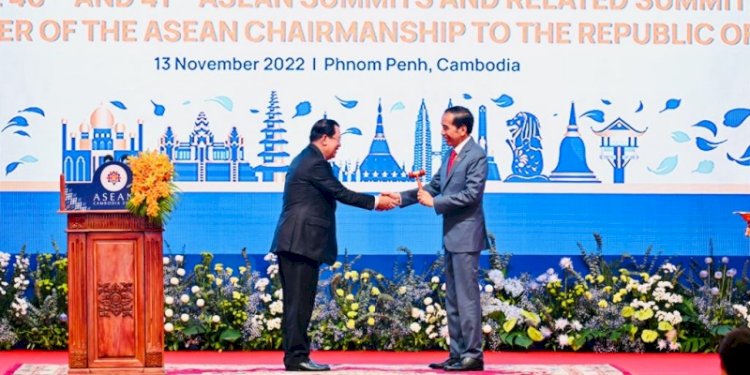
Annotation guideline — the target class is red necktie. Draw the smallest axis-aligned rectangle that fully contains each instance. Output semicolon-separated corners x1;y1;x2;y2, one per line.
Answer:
446;150;457;175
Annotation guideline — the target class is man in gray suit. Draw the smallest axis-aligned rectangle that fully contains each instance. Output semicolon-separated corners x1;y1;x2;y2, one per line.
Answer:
385;106;489;371
270;119;397;371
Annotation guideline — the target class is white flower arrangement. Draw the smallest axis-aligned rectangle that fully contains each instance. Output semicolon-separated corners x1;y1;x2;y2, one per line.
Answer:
733;303;750;328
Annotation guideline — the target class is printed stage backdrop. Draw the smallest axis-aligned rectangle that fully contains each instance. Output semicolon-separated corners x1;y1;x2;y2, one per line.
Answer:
1;0;749;257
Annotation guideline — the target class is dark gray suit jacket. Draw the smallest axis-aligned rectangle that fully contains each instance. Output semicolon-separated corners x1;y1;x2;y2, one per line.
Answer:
270;145;375;265
401;137;489;253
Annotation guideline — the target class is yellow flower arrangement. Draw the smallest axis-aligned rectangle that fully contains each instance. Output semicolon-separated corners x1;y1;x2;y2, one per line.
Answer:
527;326;544;342
126;150;177;224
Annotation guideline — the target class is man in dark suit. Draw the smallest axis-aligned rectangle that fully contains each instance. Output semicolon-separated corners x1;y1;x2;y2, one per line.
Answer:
270;118;396;371
385;106;489;371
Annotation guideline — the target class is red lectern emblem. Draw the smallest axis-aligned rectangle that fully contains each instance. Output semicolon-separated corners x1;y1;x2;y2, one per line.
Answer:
106;170;122;186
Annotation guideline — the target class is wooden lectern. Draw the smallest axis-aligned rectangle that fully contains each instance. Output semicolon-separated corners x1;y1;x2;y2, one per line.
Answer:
61;162;165;374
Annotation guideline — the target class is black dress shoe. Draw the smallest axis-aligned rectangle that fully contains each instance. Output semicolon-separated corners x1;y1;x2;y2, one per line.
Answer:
444;357;484;371
285;360;331;371
428;357;460;369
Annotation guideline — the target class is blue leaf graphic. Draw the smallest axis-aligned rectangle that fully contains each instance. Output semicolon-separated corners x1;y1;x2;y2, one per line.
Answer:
151;100;165;116
692;120;717;137
723;108;750;128
696;137;726;151
647;155;678;175
2;116;30;132
635;101;644;113
727;152;750;166
5;162;21;175
8;116;29;126
293;101;312;118
342;127;362;136
182;101;191;105
19;107;45;117
601;99;611;105
659;98;681;113
490;94;513;108
335;96;358;109
14;130;31;138
738;145;750;159
206;96;233;111
390;102;405;112
463;93;472;100
580;110;605;123
249;109;260;114
19;155;37;163
671;131;690;143
110;101;127;110
692;160;714;174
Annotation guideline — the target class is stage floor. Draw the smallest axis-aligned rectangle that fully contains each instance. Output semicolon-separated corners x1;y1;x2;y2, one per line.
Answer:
0;350;718;375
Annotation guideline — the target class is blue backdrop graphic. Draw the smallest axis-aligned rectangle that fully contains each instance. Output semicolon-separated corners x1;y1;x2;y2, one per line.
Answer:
2;192;748;256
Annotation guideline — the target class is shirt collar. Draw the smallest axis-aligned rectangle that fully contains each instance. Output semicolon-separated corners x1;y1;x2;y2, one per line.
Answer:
452;136;471;156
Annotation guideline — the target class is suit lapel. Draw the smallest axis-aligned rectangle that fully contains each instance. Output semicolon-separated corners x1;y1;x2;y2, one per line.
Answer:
442;138;475;188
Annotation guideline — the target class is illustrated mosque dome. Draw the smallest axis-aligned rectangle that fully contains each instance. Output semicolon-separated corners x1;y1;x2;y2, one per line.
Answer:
90;106;115;129
61;104;144;183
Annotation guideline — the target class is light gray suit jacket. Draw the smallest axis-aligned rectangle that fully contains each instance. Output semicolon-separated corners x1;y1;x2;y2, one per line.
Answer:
401;137;490;253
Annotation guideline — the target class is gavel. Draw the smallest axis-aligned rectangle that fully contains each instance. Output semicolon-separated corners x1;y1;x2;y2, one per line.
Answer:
408;169;426;190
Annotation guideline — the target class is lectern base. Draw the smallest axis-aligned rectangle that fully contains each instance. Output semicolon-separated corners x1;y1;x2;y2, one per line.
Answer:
68;368;165;375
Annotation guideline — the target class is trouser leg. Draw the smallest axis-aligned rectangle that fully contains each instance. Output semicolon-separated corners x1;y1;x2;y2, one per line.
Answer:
447;251;483;360
278;252;320;366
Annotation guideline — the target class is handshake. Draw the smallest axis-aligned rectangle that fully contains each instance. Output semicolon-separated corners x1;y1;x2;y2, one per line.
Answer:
375;192;401;211
374;189;434;211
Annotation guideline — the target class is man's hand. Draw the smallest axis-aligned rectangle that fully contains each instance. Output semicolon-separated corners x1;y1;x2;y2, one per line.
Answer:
417;189;434;207
375;194;398;211
380;192;401;206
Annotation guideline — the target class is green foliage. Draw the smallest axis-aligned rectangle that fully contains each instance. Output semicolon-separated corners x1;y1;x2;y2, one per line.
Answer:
162;249;262;351
0;243;68;349
1;236;749;353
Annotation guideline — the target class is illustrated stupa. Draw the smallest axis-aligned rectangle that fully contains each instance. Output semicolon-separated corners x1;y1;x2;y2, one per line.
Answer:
549;103;600;183
359;99;409;182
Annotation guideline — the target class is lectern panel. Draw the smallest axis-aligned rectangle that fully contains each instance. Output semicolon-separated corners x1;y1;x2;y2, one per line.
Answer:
86;233;145;368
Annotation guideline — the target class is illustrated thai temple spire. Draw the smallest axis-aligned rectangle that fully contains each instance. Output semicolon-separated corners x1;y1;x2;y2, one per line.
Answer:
256;91;289;182
413;99;433;178
358;99;409;182
593;116;647;184
478;105;501;181
549;102;600;183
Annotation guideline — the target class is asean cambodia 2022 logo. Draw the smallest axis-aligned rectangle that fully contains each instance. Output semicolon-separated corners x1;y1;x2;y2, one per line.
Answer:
63;161;132;211
100;164;128;193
